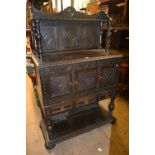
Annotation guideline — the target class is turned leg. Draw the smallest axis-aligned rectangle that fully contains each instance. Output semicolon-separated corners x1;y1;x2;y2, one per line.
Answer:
44;119;56;149
108;95;116;124
45;143;56;150
46;119;53;140
40;119;56;150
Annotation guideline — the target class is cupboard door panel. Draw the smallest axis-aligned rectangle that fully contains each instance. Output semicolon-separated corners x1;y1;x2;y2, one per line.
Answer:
100;66;117;87
46;71;73;99
50;74;70;97
75;67;98;93
40;27;58;51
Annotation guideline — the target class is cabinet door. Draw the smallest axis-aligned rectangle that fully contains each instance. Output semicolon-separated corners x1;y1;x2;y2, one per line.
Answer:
75;67;98;93
46;70;73;99
100;66;118;87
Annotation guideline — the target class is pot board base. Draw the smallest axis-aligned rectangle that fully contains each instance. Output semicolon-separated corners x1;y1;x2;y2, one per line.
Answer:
40;106;116;150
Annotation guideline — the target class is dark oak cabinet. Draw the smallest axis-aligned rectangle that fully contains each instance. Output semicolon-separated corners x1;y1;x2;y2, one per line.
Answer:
29;7;122;149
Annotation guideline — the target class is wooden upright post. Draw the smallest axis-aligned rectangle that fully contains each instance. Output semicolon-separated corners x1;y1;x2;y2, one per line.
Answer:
124;0;128;19
71;0;74;7
55;0;58;13
61;0;63;11
48;0;53;14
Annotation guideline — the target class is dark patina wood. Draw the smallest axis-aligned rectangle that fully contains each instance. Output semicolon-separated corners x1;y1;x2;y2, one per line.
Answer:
29;7;122;149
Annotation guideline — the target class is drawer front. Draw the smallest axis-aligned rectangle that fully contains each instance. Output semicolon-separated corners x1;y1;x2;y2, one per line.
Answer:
45;95;98;116
45;102;73;116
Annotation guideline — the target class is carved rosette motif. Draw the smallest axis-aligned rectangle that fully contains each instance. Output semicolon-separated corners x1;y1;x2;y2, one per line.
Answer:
64;30;77;48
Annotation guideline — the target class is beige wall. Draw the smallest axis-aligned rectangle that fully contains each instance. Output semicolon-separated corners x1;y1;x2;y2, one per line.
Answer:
74;0;90;10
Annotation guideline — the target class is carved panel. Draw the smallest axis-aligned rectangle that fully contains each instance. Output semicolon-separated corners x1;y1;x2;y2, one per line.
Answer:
75;67;98;92
40;27;57;51
31;7;112;56
86;26;99;48
78;23;100;49
63;26;78;49
100;67;116;87
47;71;72;98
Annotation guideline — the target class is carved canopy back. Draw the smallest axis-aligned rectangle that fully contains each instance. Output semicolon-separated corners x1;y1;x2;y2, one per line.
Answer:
30;7;111;57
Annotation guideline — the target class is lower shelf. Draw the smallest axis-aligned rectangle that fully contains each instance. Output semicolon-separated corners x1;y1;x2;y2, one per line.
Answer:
40;106;116;150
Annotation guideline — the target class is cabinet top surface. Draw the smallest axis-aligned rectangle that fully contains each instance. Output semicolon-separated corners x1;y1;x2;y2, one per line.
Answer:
32;49;123;67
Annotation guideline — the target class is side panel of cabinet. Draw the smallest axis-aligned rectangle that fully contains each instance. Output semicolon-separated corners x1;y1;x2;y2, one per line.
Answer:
35;68;44;110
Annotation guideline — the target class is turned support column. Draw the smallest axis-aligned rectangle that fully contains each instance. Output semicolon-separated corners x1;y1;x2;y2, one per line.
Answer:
108;93;116;123
46;119;53;140
108;95;115;117
35;20;43;62
105;20;112;53
99;21;103;49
